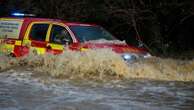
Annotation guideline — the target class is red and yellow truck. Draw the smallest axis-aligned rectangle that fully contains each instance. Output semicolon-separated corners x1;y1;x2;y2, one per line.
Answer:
0;16;151;62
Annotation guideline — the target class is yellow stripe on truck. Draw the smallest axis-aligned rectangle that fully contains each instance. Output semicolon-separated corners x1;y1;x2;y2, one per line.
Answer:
80;47;88;51
48;43;64;50
15;40;22;46
0;44;14;54
30;47;46;55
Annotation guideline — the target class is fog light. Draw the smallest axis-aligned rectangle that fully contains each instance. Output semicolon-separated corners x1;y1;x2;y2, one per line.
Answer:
143;53;152;58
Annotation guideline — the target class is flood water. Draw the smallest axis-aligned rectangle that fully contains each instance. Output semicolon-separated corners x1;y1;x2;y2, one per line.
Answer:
0;49;194;110
0;69;194;110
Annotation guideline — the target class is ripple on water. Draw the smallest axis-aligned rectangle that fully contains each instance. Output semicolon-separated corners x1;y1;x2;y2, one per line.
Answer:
0;71;194;110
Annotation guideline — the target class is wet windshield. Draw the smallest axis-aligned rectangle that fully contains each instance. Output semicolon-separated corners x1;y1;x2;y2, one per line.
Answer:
69;25;117;42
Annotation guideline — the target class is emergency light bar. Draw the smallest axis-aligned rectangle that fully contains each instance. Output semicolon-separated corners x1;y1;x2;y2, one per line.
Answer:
11;13;35;17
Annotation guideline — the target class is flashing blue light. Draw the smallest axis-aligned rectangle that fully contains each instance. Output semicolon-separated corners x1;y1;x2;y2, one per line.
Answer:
11;13;35;17
12;13;25;17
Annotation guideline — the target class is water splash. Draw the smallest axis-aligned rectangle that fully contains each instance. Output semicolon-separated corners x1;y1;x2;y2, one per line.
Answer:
22;49;129;80
126;58;194;81
0;48;194;81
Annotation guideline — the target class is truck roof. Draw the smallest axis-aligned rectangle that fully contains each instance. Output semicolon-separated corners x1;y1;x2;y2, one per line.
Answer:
0;17;97;26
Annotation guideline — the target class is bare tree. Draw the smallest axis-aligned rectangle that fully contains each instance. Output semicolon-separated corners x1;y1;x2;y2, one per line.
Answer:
104;0;155;54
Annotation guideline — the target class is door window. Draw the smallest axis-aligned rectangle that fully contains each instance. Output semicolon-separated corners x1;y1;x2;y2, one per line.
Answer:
29;24;49;41
50;25;72;44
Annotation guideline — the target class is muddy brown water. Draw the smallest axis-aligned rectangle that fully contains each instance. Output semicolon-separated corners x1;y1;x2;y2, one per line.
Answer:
0;49;194;110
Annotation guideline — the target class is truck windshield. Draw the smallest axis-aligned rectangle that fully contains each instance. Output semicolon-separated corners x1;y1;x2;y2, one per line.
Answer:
69;25;117;42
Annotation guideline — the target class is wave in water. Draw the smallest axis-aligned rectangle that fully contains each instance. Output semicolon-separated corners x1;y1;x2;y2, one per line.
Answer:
0;49;194;81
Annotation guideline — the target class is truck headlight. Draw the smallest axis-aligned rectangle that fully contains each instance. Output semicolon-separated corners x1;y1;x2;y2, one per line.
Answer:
121;52;151;63
121;53;137;62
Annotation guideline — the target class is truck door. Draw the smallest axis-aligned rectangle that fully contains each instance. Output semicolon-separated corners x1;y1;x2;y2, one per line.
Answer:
23;23;50;55
47;24;73;54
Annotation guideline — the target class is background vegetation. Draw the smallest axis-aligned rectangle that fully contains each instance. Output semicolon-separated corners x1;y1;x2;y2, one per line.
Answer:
1;0;194;57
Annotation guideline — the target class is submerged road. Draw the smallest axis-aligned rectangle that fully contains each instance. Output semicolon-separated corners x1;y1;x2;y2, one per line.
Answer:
0;69;194;110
